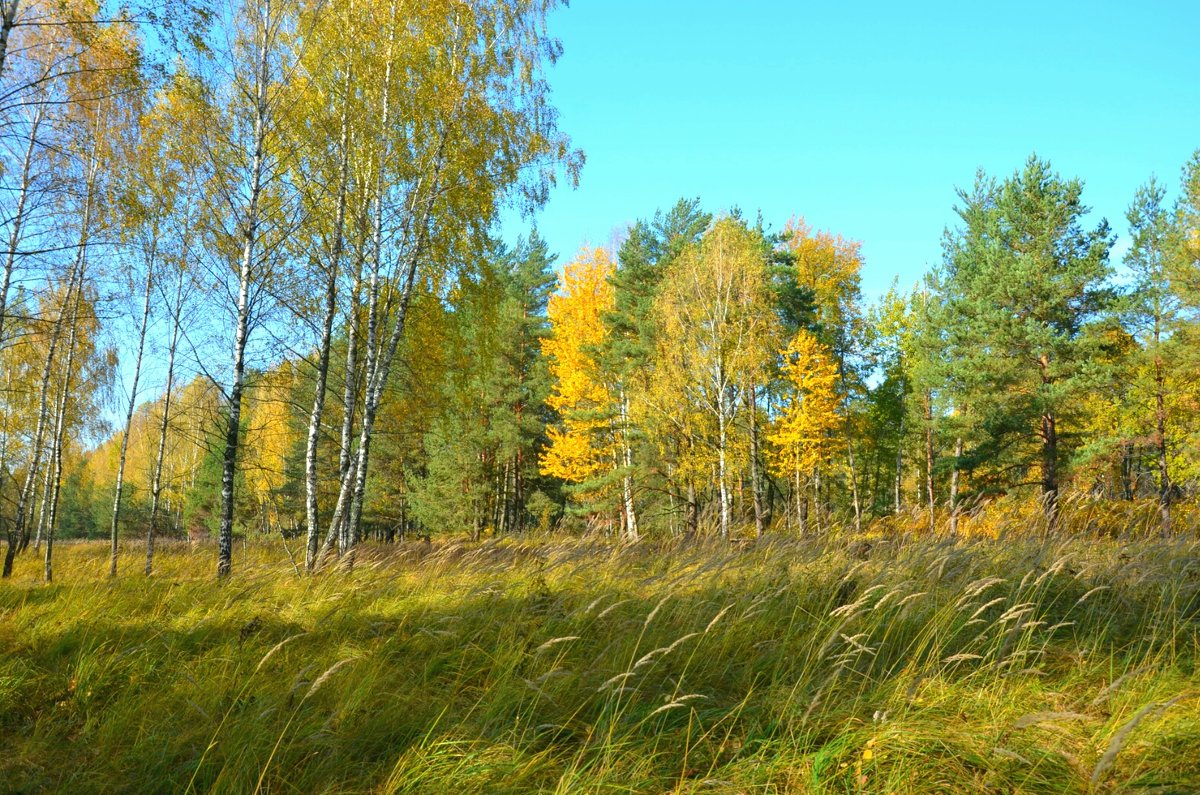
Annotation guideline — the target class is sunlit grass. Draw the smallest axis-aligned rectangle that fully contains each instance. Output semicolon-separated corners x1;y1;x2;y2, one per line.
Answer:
1;526;1198;793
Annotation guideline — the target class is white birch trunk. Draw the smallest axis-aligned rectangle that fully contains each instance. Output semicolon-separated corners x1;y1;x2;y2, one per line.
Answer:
304;69;352;571
218;3;273;578
44;263;86;582
146;263;185;576
109;249;155;577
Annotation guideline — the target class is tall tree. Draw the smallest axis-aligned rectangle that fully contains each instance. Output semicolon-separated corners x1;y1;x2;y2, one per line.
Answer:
1122;178;1183;532
653;217;777;538
938;155;1114;532
767;328;840;533
321;0;581;564
540;247;625;534
604;198;710;536
200;0;304;578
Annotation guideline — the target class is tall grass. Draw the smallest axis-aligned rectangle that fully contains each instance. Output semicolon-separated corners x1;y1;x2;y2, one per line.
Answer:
0;529;1197;793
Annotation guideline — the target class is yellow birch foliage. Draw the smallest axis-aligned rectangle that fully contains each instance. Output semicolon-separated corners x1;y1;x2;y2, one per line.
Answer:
243;362;299;524
650;218;776;484
767;329;840;479
781;216;863;334
540;248;617;486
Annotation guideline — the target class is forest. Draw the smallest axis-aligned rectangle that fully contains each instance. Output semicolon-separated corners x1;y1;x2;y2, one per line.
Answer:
0;0;1198;582
1;0;1199;792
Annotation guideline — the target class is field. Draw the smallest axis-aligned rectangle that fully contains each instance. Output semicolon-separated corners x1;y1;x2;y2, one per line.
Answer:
1;530;1199;794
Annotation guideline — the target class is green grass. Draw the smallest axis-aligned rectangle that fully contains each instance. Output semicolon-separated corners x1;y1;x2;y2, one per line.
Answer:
1;531;1198;793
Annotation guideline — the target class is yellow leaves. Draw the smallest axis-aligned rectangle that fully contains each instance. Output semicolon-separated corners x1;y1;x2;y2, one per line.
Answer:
540;424;607;484
767;329;840;478
782;216;863;335
243;363;299;521
540;248;617;486
653;218;777;402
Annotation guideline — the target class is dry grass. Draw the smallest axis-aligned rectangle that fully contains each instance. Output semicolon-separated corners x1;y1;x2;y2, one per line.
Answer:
1;525;1198;793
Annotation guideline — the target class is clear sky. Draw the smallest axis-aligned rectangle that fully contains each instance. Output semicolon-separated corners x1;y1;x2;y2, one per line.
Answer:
505;0;1200;298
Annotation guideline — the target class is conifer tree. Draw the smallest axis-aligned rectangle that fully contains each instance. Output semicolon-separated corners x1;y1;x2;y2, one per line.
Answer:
938;155;1114;532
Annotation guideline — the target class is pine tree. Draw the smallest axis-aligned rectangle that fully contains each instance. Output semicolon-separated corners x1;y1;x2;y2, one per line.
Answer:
938;155;1114;532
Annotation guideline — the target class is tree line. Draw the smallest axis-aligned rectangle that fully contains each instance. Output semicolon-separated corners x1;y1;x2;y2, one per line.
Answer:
1;2;1197;582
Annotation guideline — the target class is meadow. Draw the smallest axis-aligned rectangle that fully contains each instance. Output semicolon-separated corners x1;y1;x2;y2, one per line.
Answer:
1;523;1198;793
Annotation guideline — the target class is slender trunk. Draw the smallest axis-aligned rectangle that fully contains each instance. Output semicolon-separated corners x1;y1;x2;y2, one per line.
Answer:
949;436;963;535
110;249;155;577
219;9;272;579
748;386;764;538
511;453;522;534
717;392;730;539
686;479;697;535
0;101;43;354
44;265;85;582
1153;344;1171;535
147;272;183;575
924;391;935;533
812;468;821;534
6;244;83;574
33;447;52;550
0;371;13;568
324;2;396;562
304;73;352;572
847;439;862;533
1036;352;1059;535
343;119;452;558
666;463;676;536
619;390;637;541
0;0;18;80
794;464;805;534
338;259;363;483
893;414;903;515
1041;411;1058;535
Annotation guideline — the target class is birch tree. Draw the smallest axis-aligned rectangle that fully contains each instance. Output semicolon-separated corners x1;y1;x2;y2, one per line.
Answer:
318;0;580;565
653;218;776;538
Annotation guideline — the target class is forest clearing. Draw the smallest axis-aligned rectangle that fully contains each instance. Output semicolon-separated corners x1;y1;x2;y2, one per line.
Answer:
2;513;1199;793
2;0;1200;792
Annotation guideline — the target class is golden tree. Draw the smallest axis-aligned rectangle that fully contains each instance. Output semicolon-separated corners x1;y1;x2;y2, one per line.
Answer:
540;248;620;517
653;218;776;538
768;329;840;533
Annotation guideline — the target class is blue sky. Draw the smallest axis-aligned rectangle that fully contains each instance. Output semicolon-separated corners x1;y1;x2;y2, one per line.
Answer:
505;0;1200;298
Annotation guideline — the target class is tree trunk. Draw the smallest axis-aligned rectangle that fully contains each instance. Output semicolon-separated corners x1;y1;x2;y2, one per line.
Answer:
5;238;83;575
218;10;272;579
748;386;765;537
1154;347;1171;535
924;391;935;533
717;391;730;539
110;248;155;577
949;436;963;536
0;371;14;571
812;469;821;534
1041;411;1059;535
619;390;638;541
44;263;86;582
893;414;903;515
322;2;398;565
304;73;352;572
147;226;189;575
33;447;52;550
686;479;697;536
847;440;862;533
794;465;806;535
